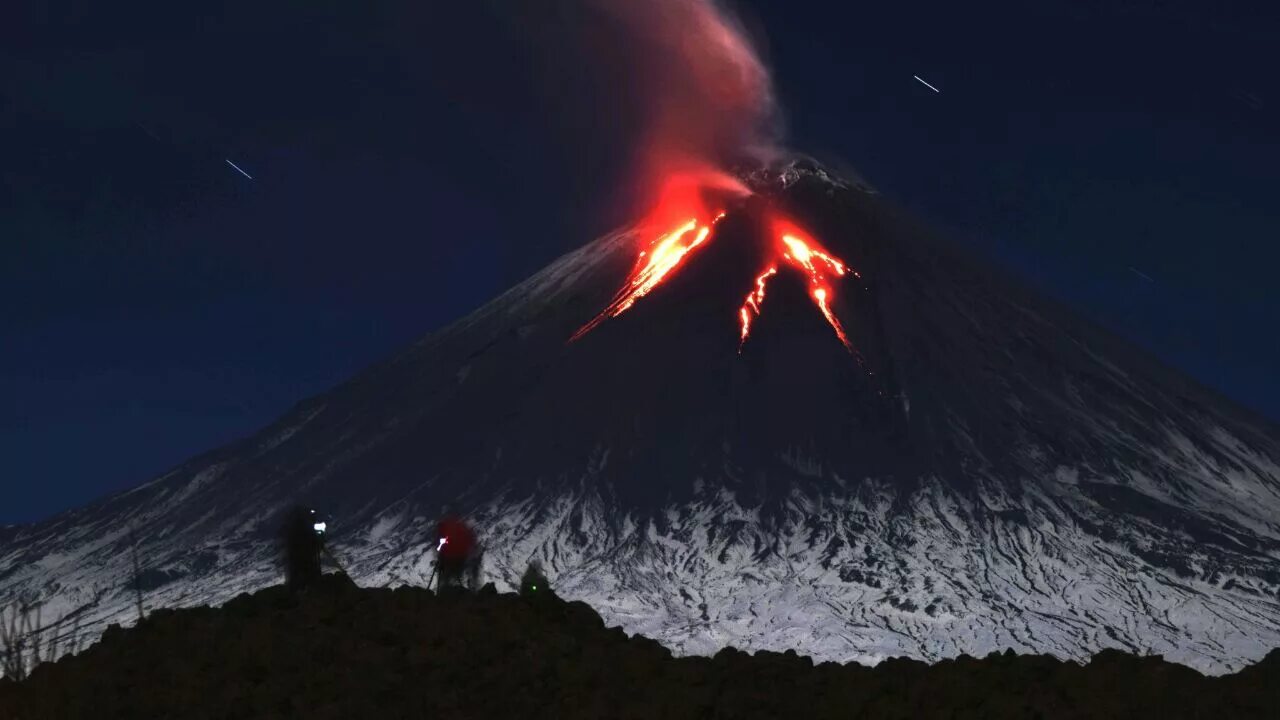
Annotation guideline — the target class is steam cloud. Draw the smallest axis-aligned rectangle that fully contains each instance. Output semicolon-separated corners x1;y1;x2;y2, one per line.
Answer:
585;0;781;175
423;0;784;230
534;0;783;216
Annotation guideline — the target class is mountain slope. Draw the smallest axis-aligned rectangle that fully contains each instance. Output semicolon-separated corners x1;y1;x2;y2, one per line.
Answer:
3;160;1279;674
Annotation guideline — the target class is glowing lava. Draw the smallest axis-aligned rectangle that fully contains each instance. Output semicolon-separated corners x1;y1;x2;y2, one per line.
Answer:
739;266;777;343
738;220;857;352
572;214;723;341
572;175;859;354
572;169;743;341
812;288;850;349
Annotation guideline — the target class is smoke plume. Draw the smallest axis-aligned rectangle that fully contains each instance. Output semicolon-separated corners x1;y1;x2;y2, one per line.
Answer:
513;0;783;220
415;0;783;235
585;0;781;177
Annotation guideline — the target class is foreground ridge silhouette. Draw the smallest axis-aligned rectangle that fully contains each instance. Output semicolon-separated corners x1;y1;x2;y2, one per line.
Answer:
2;576;1278;719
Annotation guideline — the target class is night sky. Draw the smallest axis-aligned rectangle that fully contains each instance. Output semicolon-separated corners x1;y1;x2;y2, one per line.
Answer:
4;0;1277;524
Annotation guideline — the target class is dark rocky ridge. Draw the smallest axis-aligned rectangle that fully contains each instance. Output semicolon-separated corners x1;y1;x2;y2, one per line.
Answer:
3;577;1279;719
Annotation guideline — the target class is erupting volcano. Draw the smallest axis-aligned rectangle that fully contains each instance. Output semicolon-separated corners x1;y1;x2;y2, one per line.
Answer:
573;174;861;355
4;159;1280;680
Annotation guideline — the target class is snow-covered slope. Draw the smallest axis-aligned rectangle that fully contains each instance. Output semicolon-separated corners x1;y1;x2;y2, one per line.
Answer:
3;160;1279;674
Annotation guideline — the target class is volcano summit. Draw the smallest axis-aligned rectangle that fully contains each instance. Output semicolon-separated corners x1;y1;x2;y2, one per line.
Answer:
3;159;1279;674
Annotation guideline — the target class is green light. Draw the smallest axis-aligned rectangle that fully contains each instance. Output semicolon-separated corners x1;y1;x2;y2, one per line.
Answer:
532;585;537;591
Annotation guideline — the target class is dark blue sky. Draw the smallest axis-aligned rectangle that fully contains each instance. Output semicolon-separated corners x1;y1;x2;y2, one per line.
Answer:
4;0;1277;523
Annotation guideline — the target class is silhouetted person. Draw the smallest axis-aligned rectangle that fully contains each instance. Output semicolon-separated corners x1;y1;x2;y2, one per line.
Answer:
435;516;476;591
520;560;549;597
282;506;325;590
465;540;485;591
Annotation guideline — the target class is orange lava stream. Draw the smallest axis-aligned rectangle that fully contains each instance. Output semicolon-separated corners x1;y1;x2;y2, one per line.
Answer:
738;223;857;352
738;266;777;345
572;215;722;340
782;235;847;278
573;201;858;355
813;288;852;349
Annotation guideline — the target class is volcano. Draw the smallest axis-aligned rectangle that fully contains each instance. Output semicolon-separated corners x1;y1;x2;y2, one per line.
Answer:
3;159;1279;674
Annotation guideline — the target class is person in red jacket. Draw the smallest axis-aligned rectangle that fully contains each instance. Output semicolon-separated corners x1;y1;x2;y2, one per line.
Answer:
434;515;478;591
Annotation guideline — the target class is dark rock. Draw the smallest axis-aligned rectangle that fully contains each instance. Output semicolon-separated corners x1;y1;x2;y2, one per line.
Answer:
714;646;747;661
99;623;122;644
1;582;1278;719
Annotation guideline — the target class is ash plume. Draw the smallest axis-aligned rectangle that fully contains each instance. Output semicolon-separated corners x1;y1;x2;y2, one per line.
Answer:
584;0;782;175
411;0;782;234
509;0;784;217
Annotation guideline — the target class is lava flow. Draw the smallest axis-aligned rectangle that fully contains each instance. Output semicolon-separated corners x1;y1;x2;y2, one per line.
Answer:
572;177;859;354
571;170;743;341
571;213;725;341
738;266;777;344
738;219;858;352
